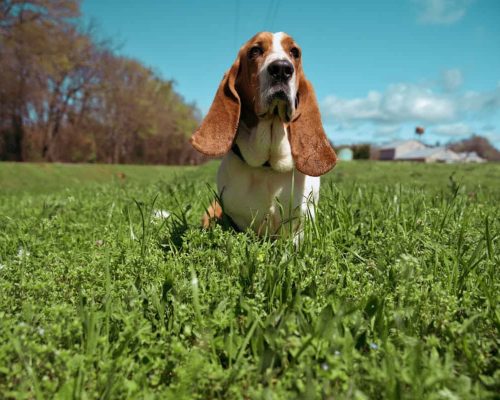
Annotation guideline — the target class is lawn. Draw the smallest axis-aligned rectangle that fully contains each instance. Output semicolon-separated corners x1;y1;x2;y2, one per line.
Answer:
0;161;498;399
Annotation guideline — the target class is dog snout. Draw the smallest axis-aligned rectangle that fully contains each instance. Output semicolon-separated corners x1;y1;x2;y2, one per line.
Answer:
267;60;294;83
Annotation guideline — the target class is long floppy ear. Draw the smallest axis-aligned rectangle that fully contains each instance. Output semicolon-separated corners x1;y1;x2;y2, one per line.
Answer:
289;74;337;177
190;58;241;156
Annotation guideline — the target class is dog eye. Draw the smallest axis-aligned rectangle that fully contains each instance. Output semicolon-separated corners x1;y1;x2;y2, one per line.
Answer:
248;46;263;59
290;47;300;59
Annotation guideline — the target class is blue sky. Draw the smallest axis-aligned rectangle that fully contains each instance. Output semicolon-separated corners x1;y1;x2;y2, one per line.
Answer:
82;0;500;147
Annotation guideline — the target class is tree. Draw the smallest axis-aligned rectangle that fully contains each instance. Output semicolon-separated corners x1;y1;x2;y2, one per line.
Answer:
0;0;80;160
449;135;500;161
352;144;371;159
0;0;204;165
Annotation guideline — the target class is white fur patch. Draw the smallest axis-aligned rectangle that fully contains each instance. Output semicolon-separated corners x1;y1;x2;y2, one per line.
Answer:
268;32;291;67
235;117;293;172
217;151;320;237
259;32;298;117
234;120;271;167
270;119;294;172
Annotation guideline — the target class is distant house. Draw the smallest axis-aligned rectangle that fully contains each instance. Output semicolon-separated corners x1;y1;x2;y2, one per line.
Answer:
395;147;461;163
379;140;427;160
377;140;487;163
457;151;486;163
338;148;353;161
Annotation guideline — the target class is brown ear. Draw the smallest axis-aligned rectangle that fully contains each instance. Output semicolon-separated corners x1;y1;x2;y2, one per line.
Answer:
190;58;241;156
289;75;337;177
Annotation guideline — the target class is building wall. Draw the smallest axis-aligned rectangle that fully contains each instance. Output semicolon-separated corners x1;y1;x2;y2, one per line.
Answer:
394;141;427;158
379;149;395;160
380;140;427;160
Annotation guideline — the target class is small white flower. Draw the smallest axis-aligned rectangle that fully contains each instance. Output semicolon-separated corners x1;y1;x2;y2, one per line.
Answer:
153;209;171;220
334;350;341;356
369;342;379;350
17;247;30;258
191;277;198;287
321;362;329;371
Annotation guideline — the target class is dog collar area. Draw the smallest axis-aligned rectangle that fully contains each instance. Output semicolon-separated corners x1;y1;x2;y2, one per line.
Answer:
231;144;271;168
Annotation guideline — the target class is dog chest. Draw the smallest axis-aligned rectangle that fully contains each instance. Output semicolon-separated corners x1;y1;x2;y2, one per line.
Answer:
217;153;319;235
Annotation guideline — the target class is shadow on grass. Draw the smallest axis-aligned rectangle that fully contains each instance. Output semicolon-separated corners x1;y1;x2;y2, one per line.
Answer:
159;208;241;254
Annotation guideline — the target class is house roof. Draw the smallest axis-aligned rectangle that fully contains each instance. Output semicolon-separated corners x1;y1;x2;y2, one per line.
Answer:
396;147;460;160
379;140;426;150
458;151;485;161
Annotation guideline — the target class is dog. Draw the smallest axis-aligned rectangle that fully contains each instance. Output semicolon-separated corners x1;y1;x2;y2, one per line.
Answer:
191;32;336;238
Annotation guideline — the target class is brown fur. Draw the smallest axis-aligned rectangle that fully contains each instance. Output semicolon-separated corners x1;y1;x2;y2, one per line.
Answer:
190;59;240;156
202;201;223;228
236;32;274;128
190;32;274;155
289;75;337;176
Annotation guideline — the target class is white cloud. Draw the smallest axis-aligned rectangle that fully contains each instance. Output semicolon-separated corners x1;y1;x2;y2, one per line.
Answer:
460;86;500;113
322;83;455;124
414;0;473;25
321;81;500;128
442;68;463;91
432;122;474;136
322;91;384;122
321;75;500;145
376;124;401;136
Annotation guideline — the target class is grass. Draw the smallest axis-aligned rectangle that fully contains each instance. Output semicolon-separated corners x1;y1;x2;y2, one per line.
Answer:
0;161;498;399
0;162;198;195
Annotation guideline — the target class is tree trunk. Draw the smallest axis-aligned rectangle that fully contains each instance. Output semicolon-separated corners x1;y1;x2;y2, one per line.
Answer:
2;114;24;161
42;122;54;161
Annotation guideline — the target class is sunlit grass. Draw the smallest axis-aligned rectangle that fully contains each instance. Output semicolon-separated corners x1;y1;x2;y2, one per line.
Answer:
0;161;498;399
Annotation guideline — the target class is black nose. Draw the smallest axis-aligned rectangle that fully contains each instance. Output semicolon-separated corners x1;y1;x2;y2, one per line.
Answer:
267;60;294;82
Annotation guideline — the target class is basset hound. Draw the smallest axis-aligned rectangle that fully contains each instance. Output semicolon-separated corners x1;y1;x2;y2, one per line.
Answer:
191;32;337;238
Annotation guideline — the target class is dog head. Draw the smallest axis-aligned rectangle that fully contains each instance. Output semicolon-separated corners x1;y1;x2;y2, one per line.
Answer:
190;32;336;176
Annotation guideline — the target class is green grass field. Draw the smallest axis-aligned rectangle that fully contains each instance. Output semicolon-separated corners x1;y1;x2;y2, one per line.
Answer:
0;161;498;399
